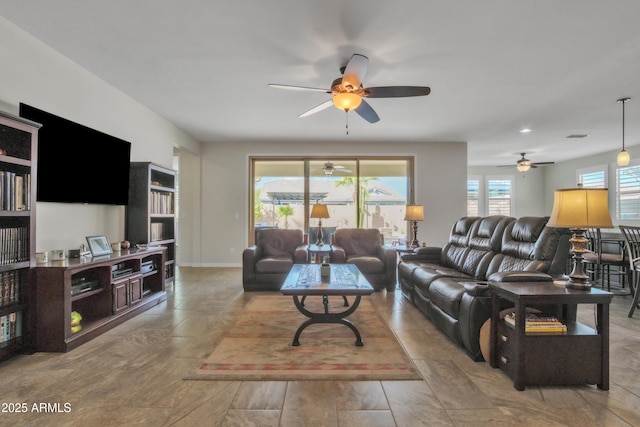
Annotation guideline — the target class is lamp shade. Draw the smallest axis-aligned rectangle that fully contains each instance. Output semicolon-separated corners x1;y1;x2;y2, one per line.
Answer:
310;203;330;219
332;92;362;111
547;188;613;229
404;205;425;221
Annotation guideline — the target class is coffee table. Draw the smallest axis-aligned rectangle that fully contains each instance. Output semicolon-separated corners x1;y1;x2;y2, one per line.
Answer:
280;263;374;346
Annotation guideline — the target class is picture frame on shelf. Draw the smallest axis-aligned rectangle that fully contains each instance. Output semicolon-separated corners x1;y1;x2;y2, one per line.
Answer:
86;235;113;257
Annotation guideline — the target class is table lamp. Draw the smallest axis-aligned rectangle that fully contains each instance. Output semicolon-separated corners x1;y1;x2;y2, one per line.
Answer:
404;204;425;248
310;203;330;246
547;188;613;290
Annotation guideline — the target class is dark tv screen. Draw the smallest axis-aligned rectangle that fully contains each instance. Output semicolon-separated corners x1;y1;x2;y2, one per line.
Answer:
19;103;131;205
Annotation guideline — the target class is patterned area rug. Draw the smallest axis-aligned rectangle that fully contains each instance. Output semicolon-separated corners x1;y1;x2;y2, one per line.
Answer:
187;294;422;381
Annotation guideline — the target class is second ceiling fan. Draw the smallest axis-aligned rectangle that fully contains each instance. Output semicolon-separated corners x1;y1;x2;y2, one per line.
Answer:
498;153;555;172
268;54;430;126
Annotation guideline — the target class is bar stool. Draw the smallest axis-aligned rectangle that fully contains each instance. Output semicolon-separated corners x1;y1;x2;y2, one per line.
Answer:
582;228;628;293
619;225;640;318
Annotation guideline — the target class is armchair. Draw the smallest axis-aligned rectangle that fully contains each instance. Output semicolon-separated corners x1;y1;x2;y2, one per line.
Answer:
330;228;397;291
243;229;308;291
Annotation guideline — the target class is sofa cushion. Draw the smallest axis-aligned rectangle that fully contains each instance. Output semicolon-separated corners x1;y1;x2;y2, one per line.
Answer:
333;229;382;255
347;255;385;274
428;279;466;319
255;257;294;274
258;229;304;258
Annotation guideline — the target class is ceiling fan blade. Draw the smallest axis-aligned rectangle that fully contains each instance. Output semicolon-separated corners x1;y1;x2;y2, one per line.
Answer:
342;54;368;89
532;161;555;166
354;99;380;123
298;99;333;118
268;83;330;93
363;86;431;98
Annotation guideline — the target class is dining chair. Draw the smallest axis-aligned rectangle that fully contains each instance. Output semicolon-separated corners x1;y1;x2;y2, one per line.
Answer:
619;225;640;318
583;228;628;293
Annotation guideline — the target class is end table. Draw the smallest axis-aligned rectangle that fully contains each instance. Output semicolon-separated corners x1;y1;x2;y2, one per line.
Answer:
489;281;612;391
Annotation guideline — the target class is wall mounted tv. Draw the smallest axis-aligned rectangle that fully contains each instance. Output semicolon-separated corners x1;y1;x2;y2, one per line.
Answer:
19;103;131;205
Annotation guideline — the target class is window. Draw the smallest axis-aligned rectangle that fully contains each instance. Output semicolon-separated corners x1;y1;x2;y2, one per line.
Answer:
466;175;513;217
467;177;480;216
577;165;607;188
487;177;513;215
251;157;412;244
616;162;640;221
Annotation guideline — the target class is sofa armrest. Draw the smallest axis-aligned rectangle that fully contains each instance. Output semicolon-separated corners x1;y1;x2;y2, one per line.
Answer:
242;245;259;283
487;271;552;282
400;247;441;263
293;245;309;263
331;245;347;263
461;281;492;297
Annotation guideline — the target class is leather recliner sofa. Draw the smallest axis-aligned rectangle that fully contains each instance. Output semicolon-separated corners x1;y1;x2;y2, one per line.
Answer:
398;216;570;360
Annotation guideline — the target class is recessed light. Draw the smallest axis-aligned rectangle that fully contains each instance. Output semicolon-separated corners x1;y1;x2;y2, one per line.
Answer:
520;128;532;133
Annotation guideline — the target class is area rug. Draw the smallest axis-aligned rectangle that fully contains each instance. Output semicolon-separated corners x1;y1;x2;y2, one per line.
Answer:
187;294;422;381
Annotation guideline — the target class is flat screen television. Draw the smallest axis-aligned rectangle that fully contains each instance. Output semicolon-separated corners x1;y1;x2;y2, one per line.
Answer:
19;103;131;205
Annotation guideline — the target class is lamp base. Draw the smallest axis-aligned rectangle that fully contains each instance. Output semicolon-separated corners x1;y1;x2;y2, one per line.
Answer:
566;278;592;290
315;240;324;247
565;228;592;291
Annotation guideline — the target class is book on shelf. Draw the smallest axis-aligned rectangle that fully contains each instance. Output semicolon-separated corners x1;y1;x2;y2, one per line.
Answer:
0;171;31;211
504;311;567;333
0;311;22;345
1;270;20;308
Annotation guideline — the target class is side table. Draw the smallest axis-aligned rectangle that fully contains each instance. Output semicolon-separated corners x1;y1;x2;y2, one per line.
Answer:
308;244;331;263
489;281;613;390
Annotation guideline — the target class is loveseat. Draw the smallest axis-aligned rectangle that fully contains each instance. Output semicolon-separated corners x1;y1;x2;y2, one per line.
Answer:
243;229;308;291
330;228;397;291
398;216;570;360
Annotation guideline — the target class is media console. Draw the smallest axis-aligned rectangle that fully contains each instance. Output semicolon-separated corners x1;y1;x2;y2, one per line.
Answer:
34;247;166;352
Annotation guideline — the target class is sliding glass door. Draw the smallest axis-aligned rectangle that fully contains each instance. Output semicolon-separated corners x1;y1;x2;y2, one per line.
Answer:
250;157;413;245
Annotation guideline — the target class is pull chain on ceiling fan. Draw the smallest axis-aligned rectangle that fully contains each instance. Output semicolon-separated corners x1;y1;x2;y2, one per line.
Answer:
269;54;431;134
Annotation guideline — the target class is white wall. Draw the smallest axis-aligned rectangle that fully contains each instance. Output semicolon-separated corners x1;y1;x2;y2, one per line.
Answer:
0;17;200;252
193;140;467;267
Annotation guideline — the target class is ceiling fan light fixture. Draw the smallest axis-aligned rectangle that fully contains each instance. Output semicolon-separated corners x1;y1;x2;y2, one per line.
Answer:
516;161;531;172
332;92;362;112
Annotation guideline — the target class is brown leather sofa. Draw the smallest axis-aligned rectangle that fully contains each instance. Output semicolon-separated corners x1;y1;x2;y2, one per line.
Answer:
330;228;397;291
242;229;308;291
398;216;571;360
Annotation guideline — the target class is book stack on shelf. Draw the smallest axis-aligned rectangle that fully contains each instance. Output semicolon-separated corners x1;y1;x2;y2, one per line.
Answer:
150;190;173;215
0;171;31;211
1;270;23;346
150;223;164;242
504;311;567;334
0;226;29;264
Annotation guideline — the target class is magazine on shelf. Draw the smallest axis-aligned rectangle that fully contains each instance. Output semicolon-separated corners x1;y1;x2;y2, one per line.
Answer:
504;311;567;333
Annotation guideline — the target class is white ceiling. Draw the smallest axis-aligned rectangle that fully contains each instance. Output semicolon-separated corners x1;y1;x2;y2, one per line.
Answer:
1;0;639;166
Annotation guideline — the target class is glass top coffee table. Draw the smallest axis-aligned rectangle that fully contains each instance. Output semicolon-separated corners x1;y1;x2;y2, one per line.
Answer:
280;263;374;346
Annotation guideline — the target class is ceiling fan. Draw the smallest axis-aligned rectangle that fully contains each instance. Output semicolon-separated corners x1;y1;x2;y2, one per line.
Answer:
268;54;430;128
319;161;351;176
498;153;555;172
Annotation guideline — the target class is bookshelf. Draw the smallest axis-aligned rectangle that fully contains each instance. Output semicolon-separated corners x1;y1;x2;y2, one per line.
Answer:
0;110;40;362
126;162;176;284
34;248;166;352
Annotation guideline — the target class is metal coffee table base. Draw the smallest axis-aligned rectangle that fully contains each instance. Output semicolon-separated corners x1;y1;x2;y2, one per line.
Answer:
291;294;363;346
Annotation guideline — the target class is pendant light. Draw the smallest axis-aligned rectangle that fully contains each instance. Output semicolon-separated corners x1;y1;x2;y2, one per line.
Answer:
617;97;631;166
